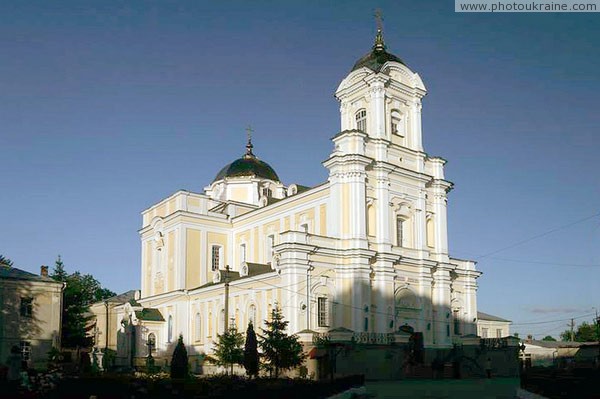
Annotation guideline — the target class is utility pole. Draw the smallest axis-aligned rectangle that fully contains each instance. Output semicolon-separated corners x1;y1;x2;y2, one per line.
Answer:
569;318;575;342
224;265;230;333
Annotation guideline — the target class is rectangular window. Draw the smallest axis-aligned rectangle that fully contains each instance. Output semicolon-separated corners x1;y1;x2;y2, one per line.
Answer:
481;328;489;338
496;329;502;338
20;297;33;317
317;297;328;327
396;217;404;247
211;245;221;271
20;341;31;361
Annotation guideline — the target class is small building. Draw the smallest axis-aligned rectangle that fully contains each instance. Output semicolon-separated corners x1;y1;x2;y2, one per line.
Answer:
0;264;64;369
88;290;139;352
520;338;599;368
477;311;511;338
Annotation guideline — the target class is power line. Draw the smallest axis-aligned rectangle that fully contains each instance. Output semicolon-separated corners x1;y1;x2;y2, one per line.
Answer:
488;256;600;268
511;312;595;326
475;211;600;260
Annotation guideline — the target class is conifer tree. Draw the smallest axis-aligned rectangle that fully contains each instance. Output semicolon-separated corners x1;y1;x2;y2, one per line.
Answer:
243;321;259;378
213;323;244;375
170;334;189;378
259;306;305;378
50;255;116;348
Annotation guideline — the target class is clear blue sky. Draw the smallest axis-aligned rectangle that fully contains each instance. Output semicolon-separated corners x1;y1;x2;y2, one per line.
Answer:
1;1;598;339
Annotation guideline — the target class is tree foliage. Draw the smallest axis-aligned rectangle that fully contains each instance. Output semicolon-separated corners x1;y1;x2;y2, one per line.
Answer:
560;321;599;342
213;324;244;375
542;335;557;341
170;334;189;379
259;306;305;378
243;321;259;377
50;255;116;348
0;254;13;267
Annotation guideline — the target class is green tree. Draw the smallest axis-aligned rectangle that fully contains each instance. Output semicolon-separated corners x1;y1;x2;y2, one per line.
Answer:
243;321;259;378
50;256;116;348
560;321;599;342
542;335;557;341
259;306;305;378
213;324;244;375
170;334;189;379
0;254;13;267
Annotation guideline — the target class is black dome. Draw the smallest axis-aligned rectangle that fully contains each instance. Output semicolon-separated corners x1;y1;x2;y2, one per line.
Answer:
351;29;405;73
212;139;279;183
213;156;279;183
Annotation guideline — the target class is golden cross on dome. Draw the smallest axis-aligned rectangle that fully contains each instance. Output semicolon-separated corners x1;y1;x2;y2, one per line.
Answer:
245;125;254;143
245;125;255;157
374;8;384;31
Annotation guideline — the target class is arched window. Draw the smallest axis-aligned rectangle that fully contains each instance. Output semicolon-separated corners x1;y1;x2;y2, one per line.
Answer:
426;215;435;248
355;109;367;132
194;313;202;342
367;202;376;237
395;289;419;310
391;110;404;136
396;216;405;247
167;315;173;343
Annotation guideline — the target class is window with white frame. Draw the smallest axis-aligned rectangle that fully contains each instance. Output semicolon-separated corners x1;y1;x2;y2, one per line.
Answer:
20;341;31;361
317;297;329;327
266;235;275;263
396;216;404;247
496;329;502;338
168;315;173;343
481;328;488;338
355;109;367;132
391;110;404;136
211;245;221;271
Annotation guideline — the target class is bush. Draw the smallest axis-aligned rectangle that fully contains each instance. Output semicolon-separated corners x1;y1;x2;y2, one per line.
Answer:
170;334;188;379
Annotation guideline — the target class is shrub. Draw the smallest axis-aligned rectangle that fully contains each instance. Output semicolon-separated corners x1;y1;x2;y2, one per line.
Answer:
170;334;188;379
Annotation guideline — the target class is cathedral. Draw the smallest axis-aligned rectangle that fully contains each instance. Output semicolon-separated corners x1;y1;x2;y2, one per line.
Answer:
115;29;482;365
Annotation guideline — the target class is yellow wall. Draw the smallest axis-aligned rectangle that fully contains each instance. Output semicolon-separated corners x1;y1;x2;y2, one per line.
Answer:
341;185;350;235
143;241;152;296
231;187;247;202
167;231;175;291
319;204;327;235
186;229;201;288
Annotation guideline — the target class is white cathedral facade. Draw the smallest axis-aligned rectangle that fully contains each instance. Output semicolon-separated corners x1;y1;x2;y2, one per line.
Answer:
116;30;482;360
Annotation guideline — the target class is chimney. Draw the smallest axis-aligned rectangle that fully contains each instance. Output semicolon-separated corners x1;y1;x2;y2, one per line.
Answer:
40;265;48;277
